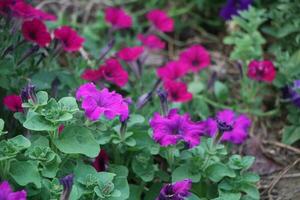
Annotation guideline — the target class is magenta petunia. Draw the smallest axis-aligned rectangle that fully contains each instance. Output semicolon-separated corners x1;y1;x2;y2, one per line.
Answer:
247;60;276;83
0;0;22;16
99;58;128;87
54;26;85;52
76;83;129;121
3;95;23;112
93;149;109;172
104;7;132;29
179;45;210;72
146;9;174;32
204;109;251;144
157;61;188;82
21;19;51;47
81;68;102;82
0;181;27;200
137;34;165;50
163;81;193;103
150;109;204;147
156;179;192;200
10;1;56;21
117;46;144;62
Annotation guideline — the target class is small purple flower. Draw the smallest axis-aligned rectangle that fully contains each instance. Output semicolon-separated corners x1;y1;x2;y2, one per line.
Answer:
60;174;74;200
204;109;251;144
76;83;129;121
283;80;300;108
150;109;204;148
220;0;253;20
0;181;27;200
156;179;192;200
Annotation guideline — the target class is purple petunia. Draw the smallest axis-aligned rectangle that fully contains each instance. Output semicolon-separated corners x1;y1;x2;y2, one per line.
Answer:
156;179;192;200
283;80;300;108
150;109;204;148
0;181;27;200
219;0;253;21
204;109;251;144
76;83;129;122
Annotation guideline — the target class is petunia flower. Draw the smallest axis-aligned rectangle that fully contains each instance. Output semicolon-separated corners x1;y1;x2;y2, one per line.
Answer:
76;83;129;121
0;181;27;200
179;45;210;72
146;9;174;32
117;46;144;62
98;58;128;87
93;149;109;172
157;61;189;82
0;0;22;16
59;174;74;200
21;19;51;47
156;179;192;200
282;80;300;108
150;109;204;147
54;26;85;52
104;7;132;29
247;60;276;83
10;1;56;21
3;95;23;112
81;68;102;82
204;109;251;144
137;34;165;50
220;0;253;21
163;81;193;103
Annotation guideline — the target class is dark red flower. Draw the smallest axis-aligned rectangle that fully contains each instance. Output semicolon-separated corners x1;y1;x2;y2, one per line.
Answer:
81;68;102;82
164;81;193;103
54;26;85;52
247;60;276;83
10;1;56;21
146;9;174;32
99;58;129;87
22;19;51;47
104;7;132;29
3;95;23;112
157;61;188;82
137;34;165;50
58;125;65;134
93;150;109;172
179;45;210;72
117;46;144;62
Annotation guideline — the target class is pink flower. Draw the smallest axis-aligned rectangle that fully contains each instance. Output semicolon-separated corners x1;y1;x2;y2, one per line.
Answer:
54;26;85;52
99;58;128;87
22;19;51;47
163;81;193;103
76;83;129;121
58;124;65;134
3;95;23;112
117;46;144;62
0;0;22;16
81;68;102;82
137;34;165;50
204;109;251;144
10;1;56;21
146;9;174;32
179;45;210;72
157;61;188;82
247;60;276;83
104;7;132;29
93;149;109;172
0;181;26;200
156;179;192;200
150;109;204;147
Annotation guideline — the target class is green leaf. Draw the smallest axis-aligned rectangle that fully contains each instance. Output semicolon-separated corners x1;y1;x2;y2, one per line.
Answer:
23;111;56;131
240;183;260;200
58;97;79;112
189;81;205;95
36;91;48;105
108;165;129;200
0;119;4;131
213;192;241;200
128;185;143;200
172;164;201;183
282;126;300;145
132;152;155;182
186;193;203;200
206;163;236;182
214;81;229;101
10;160;41;188
53;126;100;158
127;114;145;127
242;172;260;183
9;135;31;151
144;183;163;200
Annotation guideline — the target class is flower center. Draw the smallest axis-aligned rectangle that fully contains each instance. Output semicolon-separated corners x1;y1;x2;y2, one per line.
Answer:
216;119;233;133
192;59;200;66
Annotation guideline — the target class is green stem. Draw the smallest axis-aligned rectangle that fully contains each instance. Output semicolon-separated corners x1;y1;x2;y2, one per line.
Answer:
166;147;175;171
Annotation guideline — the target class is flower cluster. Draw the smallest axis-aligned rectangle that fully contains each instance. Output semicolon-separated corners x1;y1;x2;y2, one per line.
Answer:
76;83;129;121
